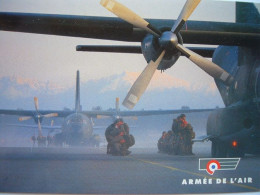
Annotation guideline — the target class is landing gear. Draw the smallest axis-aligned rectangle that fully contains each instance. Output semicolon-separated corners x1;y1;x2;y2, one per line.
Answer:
37;136;47;147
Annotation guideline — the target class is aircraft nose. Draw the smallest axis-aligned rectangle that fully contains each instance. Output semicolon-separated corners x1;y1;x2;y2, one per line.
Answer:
70;124;82;131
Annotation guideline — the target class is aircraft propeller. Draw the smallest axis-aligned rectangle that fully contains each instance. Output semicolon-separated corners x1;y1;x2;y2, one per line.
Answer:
18;97;58;137
101;0;234;109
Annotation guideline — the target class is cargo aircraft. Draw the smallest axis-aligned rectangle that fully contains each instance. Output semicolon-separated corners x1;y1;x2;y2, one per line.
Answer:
0;0;259;156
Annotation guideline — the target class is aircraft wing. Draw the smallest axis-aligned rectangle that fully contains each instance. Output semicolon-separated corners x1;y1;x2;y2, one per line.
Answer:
0;108;214;118
0;109;76;117
0;109;36;117
81;108;214;118
118;108;214;117
0;12;260;46
6;123;62;130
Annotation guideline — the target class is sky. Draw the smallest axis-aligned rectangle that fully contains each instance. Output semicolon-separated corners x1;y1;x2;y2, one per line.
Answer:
0;0;255;110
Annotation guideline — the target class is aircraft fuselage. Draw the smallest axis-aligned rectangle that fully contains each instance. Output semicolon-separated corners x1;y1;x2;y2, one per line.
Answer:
207;46;260;157
56;113;93;146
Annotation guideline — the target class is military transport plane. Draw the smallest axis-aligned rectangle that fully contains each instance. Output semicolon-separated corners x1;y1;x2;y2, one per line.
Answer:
0;71;101;146
0;0;259;156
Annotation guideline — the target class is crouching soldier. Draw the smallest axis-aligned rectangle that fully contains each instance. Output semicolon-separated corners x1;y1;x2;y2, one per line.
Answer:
105;122;116;154
165;130;175;154
183;124;195;155
158;131;167;153
171;114;195;155
105;118;134;156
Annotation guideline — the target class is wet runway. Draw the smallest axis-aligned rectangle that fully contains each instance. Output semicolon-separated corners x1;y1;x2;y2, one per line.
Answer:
0;143;259;194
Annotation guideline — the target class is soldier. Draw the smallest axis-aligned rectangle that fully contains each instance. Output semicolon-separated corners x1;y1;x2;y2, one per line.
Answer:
165;130;174;154
183;124;195;155
171;114;189;155
105;120;117;154
106;118;133;156
172;116;180;135
121;122;135;155
177;114;195;155
158;131;167;153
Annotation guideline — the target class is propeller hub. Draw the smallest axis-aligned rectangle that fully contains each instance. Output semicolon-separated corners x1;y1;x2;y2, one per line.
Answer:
159;31;178;50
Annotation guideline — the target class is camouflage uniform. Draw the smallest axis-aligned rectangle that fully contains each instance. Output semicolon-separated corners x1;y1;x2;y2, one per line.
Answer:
105;123;116;154
158;131;167;152
106;119;134;156
183;124;195;155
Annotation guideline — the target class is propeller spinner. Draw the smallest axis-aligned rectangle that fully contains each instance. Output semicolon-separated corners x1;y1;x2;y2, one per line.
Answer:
101;0;234;109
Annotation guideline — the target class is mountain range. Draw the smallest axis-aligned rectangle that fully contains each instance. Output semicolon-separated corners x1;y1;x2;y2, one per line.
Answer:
0;71;224;110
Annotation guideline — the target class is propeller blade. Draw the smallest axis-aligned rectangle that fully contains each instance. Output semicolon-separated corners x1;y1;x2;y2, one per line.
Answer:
37;118;42;137
116;97;120;113
176;44;234;85
100;0;161;37
51;120;54;126
34;97;39;111
171;0;201;33
43;113;58;118
19;116;32;121
122;50;166;109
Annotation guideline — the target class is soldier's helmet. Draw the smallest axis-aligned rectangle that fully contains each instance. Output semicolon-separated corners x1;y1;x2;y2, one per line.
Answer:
114;118;124;124
180;114;186;118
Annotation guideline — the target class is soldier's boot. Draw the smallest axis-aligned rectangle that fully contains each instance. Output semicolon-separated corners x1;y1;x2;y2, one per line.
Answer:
112;143;121;156
121;149;131;156
107;143;112;154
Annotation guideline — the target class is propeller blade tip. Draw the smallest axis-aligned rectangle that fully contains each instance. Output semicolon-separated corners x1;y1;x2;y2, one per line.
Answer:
122;93;139;109
100;0;114;10
122;101;134;110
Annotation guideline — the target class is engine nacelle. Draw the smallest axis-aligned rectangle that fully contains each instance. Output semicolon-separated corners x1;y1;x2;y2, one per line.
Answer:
141;32;182;71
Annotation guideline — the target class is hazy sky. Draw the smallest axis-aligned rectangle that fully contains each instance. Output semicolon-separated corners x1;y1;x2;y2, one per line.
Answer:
0;0;255;110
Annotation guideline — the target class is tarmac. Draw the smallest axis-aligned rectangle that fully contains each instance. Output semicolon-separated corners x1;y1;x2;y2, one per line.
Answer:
0;113;259;194
0;143;259;194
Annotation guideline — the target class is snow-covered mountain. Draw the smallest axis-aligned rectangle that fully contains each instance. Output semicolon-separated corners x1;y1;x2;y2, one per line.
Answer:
0;72;224;110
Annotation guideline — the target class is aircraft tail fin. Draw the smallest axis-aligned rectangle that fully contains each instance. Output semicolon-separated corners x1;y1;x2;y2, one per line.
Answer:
75;70;81;112
236;2;260;24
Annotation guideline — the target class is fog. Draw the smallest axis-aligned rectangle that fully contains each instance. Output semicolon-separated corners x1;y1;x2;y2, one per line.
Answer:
0;112;211;151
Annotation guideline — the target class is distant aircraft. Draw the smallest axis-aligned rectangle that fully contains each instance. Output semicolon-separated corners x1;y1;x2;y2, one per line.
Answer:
0;71;101;147
0;0;259;156
0;70;211;147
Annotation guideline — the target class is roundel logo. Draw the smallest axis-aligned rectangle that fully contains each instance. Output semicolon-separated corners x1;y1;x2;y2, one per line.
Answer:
206;160;221;175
